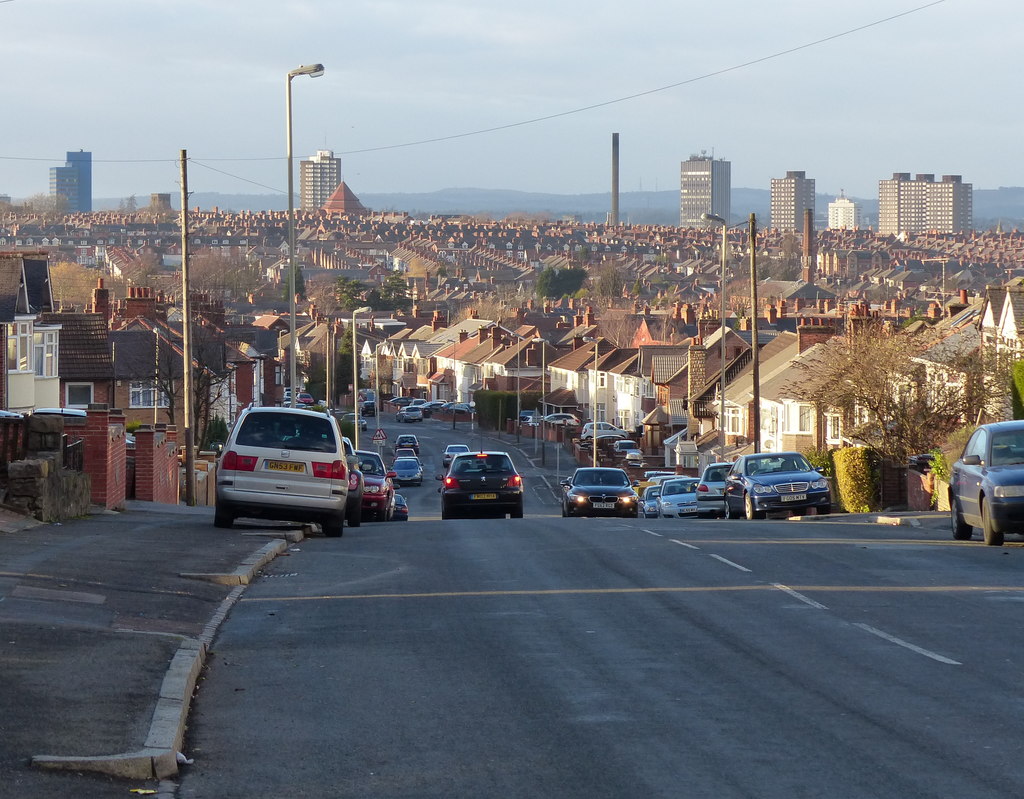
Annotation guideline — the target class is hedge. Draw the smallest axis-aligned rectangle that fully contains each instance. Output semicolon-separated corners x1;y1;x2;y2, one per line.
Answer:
832;446;877;513
473;390;541;430
1013;360;1024;420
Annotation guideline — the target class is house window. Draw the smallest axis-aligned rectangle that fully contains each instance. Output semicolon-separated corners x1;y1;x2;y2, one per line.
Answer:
826;413;842;442
595;402;606;423
796;404;814;433
66;383;93;407
33;329;58;377
725;405;743;435
7;321;31;372
597;373;606;388
130;380;170;408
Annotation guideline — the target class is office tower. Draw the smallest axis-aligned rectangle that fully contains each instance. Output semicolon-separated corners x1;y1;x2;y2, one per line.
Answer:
827;191;861;229
770;170;815;231
877;172;972;235
680;153;730;227
49;150;92;212
300;150;342;211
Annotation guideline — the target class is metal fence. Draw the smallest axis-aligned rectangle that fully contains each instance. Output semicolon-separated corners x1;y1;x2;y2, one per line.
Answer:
62;435;84;471
0;417;28;473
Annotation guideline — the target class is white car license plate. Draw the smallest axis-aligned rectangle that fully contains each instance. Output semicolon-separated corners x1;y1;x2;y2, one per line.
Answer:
592;502;616;509
471;493;497;500
780;493;807;502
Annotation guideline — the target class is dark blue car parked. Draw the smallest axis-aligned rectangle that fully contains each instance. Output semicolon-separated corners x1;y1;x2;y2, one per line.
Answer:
950;420;1024;546
723;452;831;520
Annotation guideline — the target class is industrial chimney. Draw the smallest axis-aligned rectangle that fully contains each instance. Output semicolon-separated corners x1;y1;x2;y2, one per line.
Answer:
801;207;815;284
609;132;620;226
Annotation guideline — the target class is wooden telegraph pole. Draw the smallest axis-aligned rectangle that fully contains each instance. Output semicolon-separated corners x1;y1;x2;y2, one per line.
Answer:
180;150;195;505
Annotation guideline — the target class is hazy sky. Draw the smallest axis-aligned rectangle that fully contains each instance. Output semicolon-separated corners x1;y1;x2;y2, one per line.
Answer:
0;0;1014;203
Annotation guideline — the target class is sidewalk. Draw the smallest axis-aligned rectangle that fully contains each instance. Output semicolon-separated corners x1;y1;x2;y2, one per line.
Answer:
0;500;302;798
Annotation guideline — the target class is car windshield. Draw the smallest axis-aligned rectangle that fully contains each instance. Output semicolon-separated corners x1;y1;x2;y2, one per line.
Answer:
446;445;470;454
745;455;811;475
576;469;628;487
643;487;661;499
990;431;1024;465
358;455;386;476
452;455;514;475
662;480;698;495
394;459;419;469
235;412;336;452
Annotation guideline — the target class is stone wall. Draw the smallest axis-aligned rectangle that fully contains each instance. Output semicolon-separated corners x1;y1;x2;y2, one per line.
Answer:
5;456;91;523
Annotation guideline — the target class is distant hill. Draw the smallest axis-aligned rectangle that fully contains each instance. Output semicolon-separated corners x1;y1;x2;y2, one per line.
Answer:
92;186;1024;228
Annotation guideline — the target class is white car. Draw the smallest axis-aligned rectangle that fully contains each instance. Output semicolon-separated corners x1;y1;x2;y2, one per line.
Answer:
657;477;702;518
543;413;580;427
581;421;630;440
696;462;732;518
214;406;351;536
442;443;472;469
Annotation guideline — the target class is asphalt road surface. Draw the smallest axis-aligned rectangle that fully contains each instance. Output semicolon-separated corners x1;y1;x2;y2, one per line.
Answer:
178;417;1024;798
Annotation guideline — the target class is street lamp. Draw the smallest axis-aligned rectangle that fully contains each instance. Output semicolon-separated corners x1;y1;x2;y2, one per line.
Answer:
583;335;600;468
286;63;325;408
351;305;372;450
702;213;729;460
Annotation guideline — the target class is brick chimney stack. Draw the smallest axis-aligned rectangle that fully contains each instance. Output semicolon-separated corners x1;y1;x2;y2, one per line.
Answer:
687;340;707;400
796;320;837;353
91;278;111;326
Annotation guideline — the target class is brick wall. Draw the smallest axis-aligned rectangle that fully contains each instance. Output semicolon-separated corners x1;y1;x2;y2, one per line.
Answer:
84;404;127;510
132;424;179;504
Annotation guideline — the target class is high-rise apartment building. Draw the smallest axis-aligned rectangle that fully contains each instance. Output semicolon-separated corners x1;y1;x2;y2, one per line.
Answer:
300;150;342;211
877;172;972;235
828;191;862;230
770;170;815;231
680;153;730;227
49;150;92;213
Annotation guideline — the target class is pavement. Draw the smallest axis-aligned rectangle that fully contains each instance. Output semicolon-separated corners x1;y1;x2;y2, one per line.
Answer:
0;500;308;798
0;445;952;797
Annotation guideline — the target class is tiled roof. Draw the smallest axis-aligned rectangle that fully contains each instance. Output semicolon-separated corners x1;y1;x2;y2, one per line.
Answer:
39;312;114;381
0;256;25;322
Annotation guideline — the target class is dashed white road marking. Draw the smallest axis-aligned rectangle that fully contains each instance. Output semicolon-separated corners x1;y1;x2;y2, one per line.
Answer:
708;554;752;572
854;623;961;665
643;529;664;537
772;583;828;609
670;538;700;550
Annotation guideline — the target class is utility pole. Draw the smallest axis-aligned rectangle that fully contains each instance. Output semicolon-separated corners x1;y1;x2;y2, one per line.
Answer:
749;213;761;454
179;150;195;506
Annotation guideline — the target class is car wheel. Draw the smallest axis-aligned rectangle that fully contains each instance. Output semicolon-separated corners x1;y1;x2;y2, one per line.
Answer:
744;492;765;521
726;497;742;519
322;514;344;538
981;497;1003;546
213;503;234;529
511;502;524;519
951;497;972;541
346;503;362;528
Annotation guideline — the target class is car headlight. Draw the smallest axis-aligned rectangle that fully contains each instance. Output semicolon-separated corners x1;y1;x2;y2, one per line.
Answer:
365;485;381;494
621;495;635;503
994;485;1024;498
751;483;775;495
810;479;829;490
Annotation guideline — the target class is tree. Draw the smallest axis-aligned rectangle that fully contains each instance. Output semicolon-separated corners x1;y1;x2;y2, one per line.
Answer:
118;195;138;213
795;321;1009;462
50;261;120;309
535;266;587;299
191;252;263;298
592;262;626;299
366;274;412;312
333;276;368;311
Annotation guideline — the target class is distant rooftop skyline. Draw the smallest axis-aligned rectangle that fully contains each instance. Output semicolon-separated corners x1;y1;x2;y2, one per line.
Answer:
0;0;1016;202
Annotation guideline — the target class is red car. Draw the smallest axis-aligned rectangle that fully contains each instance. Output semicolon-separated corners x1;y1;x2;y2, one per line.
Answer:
297;392;316;406
355;450;396;522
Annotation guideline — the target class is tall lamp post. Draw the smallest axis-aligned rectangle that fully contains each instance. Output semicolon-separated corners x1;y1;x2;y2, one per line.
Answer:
583;335;600;468
351;305;372;450
702;213;729;460
286;63;325;408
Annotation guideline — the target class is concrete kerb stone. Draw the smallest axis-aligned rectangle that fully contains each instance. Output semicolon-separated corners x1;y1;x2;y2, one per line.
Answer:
32;538;292;780
180;538;289;585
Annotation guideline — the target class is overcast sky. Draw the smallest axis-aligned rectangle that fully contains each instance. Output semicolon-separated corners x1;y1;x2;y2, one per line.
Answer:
0;0;1014;203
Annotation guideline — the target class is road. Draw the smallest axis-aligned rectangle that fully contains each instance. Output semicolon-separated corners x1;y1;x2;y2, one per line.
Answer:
178;416;1024;798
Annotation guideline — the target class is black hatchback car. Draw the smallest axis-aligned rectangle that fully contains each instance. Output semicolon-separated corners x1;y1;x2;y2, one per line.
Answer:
560;467;639;518
438;451;523;519
951;420;1024;546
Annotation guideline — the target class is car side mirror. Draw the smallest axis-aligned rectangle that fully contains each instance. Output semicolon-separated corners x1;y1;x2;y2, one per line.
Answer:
435;474;444;480
632;480;640;487
961;455;981;466
559;479;570;486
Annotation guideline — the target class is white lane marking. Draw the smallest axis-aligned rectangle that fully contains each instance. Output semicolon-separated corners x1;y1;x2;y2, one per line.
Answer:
773;583;828;610
708;554;752;572
670;538;700;550
644;529;664;537
854;623;961;665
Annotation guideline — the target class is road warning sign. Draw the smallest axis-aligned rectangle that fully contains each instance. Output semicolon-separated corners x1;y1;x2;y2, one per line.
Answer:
372;429;388;442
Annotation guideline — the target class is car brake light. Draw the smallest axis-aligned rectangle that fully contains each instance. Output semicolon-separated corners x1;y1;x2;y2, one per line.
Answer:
444;476;460;489
697;484;708;492
312;460;346;480
508;474;522;487
221;450;257;471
